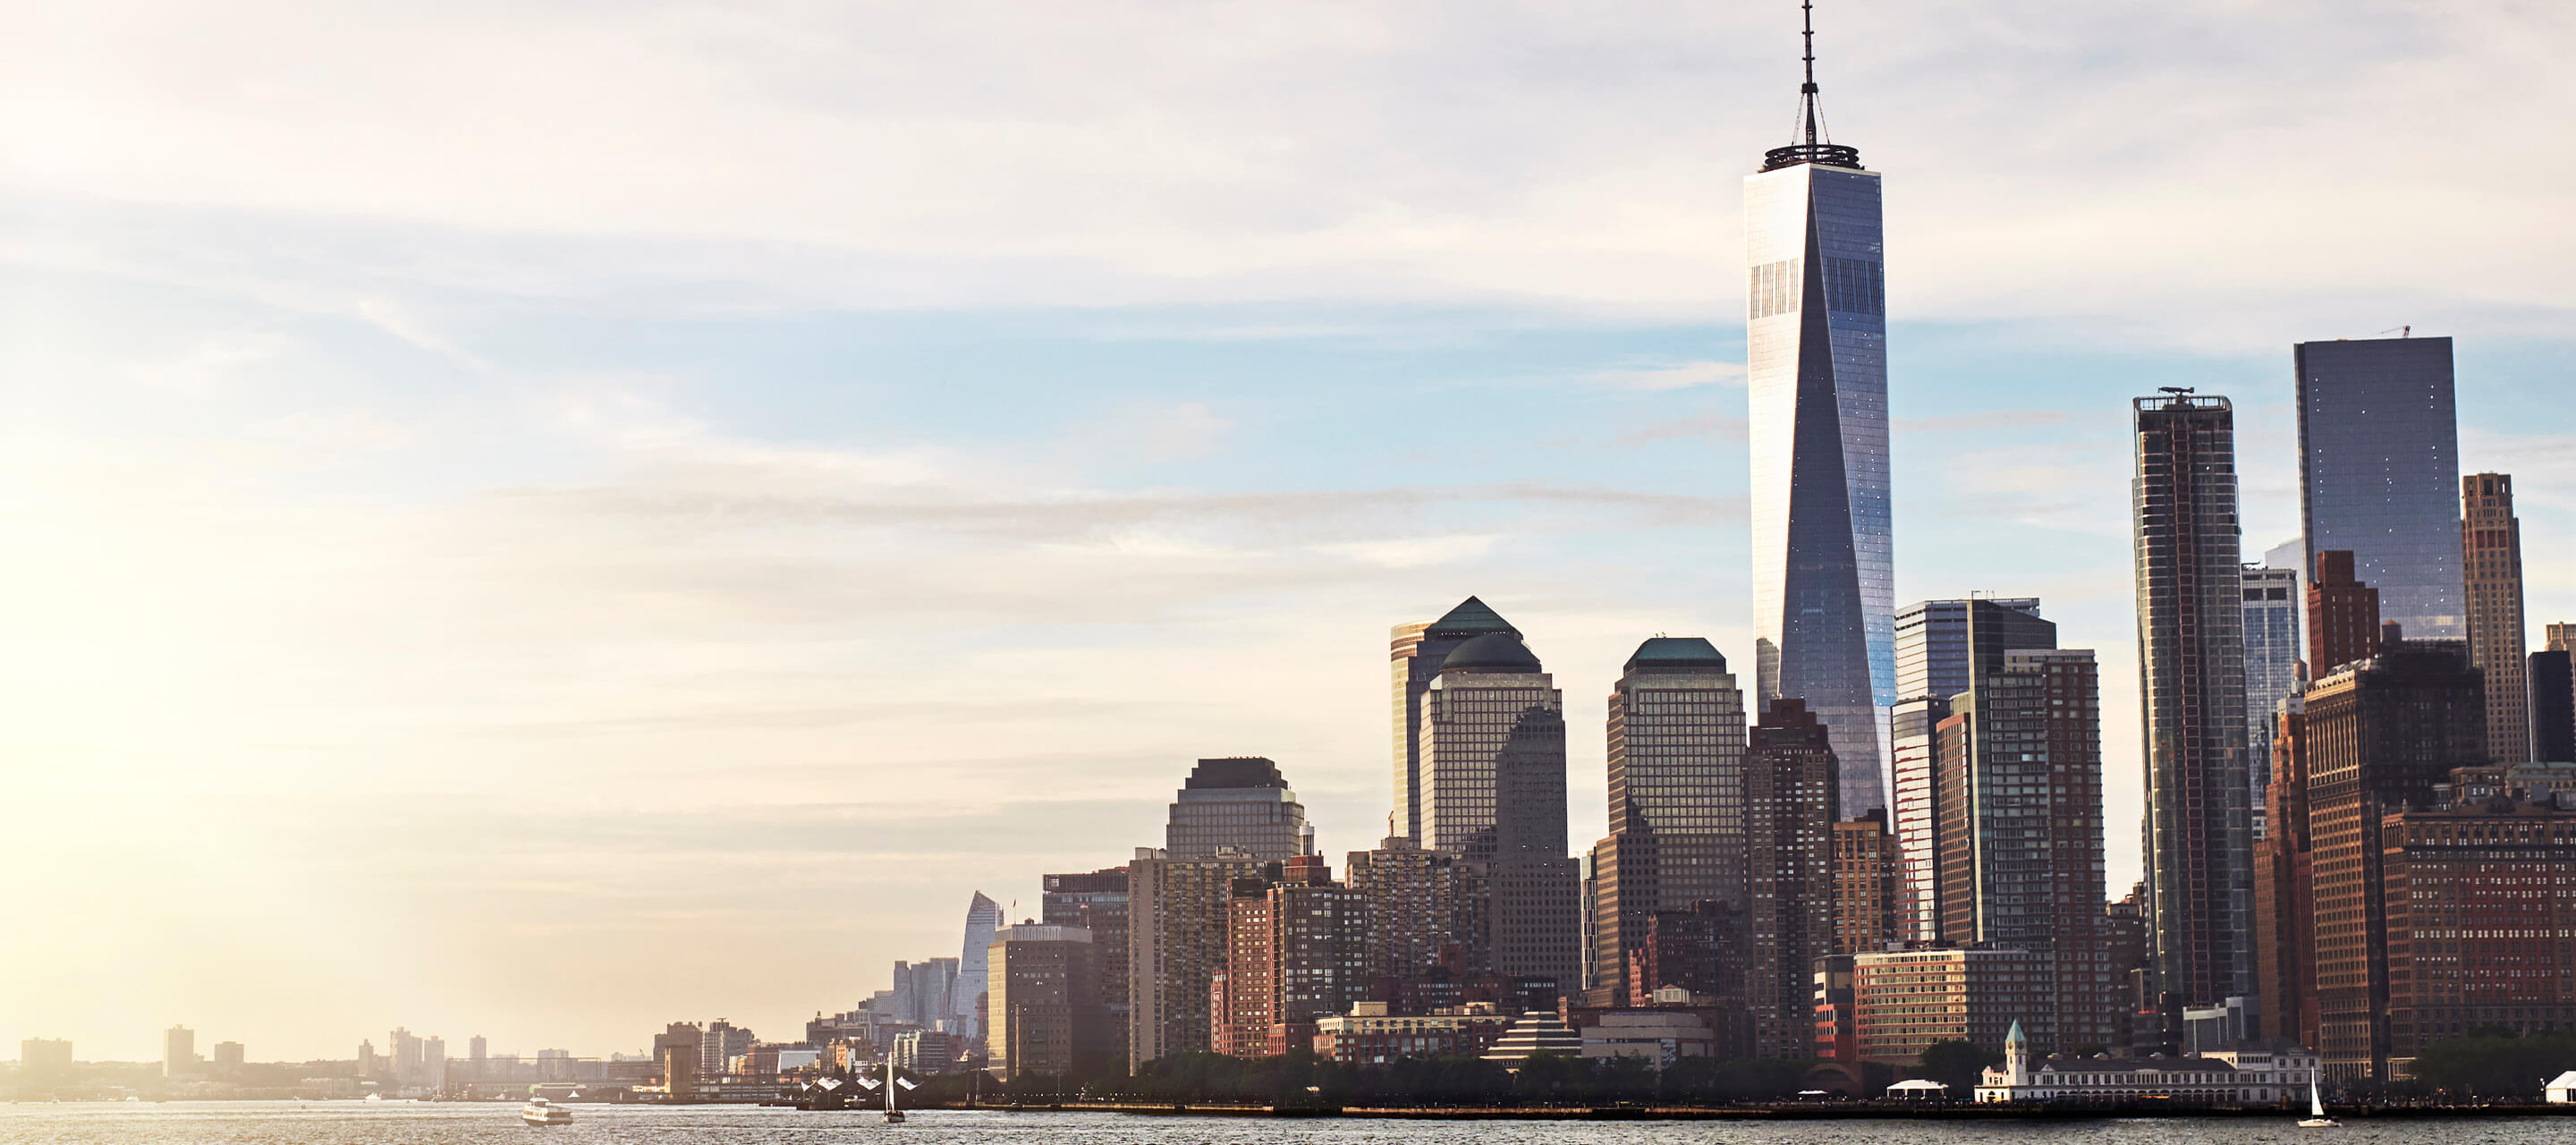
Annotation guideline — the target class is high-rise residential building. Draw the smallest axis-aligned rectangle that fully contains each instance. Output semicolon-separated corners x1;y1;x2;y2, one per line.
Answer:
1419;632;1580;993
2463;473;2529;761
653;1023;700;1101
1391;597;1522;843
1214;854;1368;1057
987;921;1110;1081
2242;564;2302;835
1893;598;2053;704
388;1028;423;1085
2104;886;2152;1053
1589;637;1746;1005
211;1041;243;1078
891;958;962;1030
1745;698;1838;1058
1127;848;1274;1065
1829;811;1898;954
699;1021;752;1076
2385;787;2576;1053
2551;624;2576;653
2533;650;2575;762
1887;694;1950;942
950;892;1004;1039
468;1035;486;1062
1042;868;1129;1044
2294;335;2464;640
1165;757;1312;861
1125;756;1312;1064
2131;393;2254;1017
355;1040;376;1079
2309;550;2383;675
2252;694;2318;1050
1852;947;2052;1064
419;1036;445;1090
1346;834;1466;984
20;1038;72;1076
2303;641;2486;1081
163;1025;193;1079
1926;649;2117;1050
1746;8;1893;814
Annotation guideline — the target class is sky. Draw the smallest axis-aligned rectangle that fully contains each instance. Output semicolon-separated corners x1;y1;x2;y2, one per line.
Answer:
3;0;2573;1064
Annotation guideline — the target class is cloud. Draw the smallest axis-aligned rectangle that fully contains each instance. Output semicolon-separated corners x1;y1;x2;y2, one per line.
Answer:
1621;412;1750;445
1585;360;1748;391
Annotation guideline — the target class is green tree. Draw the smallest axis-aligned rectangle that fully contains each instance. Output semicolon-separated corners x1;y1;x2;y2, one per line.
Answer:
1918;1039;2001;1094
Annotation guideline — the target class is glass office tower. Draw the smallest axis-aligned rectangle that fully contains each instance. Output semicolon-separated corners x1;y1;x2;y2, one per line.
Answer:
1746;104;1891;813
2241;564;2302;836
2294;335;2464;640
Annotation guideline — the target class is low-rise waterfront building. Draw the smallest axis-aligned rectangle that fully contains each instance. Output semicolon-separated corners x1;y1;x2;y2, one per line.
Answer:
1976;1021;2319;1105
1310;1002;1513;1065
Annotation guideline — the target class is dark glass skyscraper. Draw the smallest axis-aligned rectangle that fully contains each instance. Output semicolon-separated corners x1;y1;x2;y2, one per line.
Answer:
2131;394;2253;1014
1420;632;1580;993
1747;4;1891;814
2294;335;2464;640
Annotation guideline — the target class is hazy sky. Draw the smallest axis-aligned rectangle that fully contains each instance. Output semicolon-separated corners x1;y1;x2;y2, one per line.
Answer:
4;0;2573;1063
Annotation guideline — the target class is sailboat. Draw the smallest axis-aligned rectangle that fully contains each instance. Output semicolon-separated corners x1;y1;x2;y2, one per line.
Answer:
2298;1077;2340;1128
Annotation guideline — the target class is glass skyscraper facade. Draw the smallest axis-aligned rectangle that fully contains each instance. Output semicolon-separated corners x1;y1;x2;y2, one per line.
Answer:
2241;564;2302;837
2294;335;2464;640
2132;394;2254;1013
1390;597;1521;844
1746;152;1892;815
1589;637;1746;1004
1419;632;1580;992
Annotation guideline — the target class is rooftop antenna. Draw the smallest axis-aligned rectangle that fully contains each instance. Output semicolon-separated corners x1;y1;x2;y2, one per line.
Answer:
1800;0;1821;147
1763;2;1860;172
2158;386;2195;395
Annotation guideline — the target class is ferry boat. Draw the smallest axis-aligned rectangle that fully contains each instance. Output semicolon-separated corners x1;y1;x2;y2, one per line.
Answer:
521;1098;573;1126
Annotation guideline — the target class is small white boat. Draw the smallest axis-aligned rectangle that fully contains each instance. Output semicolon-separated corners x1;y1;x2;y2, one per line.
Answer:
521;1098;572;1126
2298;1078;2340;1128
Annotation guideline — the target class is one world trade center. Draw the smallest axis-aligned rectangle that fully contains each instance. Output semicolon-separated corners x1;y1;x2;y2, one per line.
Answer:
1745;2;1893;811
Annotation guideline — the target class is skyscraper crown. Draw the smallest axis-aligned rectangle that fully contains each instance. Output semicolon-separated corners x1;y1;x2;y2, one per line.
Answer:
1761;1;1862;172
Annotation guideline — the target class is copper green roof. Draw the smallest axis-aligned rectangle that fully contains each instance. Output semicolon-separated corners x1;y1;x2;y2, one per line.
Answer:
1623;636;1728;675
1424;596;1520;640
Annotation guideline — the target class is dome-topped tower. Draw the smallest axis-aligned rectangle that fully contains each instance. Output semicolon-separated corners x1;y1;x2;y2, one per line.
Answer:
1439;632;1542;674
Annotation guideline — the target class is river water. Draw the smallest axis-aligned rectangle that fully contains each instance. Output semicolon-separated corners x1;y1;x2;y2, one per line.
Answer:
3;1103;2569;1145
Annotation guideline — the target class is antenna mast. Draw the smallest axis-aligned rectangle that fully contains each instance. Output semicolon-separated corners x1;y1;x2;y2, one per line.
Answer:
1801;0;1819;146
1763;1;1860;172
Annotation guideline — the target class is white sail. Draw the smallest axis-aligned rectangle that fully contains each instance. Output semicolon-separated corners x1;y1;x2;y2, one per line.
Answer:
2309;1079;2325;1118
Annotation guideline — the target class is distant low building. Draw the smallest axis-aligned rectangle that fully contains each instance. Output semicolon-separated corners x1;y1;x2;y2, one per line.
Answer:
1482;1010;1580;1067
1976;1020;2318;1105
1573;1010;1716;1066
1310;1002;1512;1065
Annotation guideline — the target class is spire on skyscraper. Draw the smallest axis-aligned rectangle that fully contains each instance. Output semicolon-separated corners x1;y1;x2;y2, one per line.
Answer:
1764;1;1862;172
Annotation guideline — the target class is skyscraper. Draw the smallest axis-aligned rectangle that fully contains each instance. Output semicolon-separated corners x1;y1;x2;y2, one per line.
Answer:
987;921;1109;1082
1893;598;2052;704
2463;473;2529;761
2309;550;2382;675
1927;649;2116;1050
2242;564;2302;835
162;1025;193;1079
1165;757;1312;860
2533;650;2575;762
1745;698;1838;1058
1829;812;1899;954
950;892;1004;1039
1886;694;1950;943
1214;854;1368;1056
2131;393;2253;1015
1391;597;1522;843
1346;834;1469;984
2303;641;2486;1080
1041;868;1129;1045
1589;637;1746;1005
1126;757;1311;1064
1421;632;1581;993
1746;4;1893;813
2294;335;2464;640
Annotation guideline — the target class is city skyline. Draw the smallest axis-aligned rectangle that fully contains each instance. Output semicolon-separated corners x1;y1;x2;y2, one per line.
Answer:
8;1;2576;1063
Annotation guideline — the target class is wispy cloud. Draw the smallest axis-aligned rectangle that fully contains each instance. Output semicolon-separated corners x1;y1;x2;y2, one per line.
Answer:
1585;360;1747;391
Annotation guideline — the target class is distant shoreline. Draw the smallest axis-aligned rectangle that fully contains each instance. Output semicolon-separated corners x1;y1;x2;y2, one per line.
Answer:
941;1102;2576;1121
